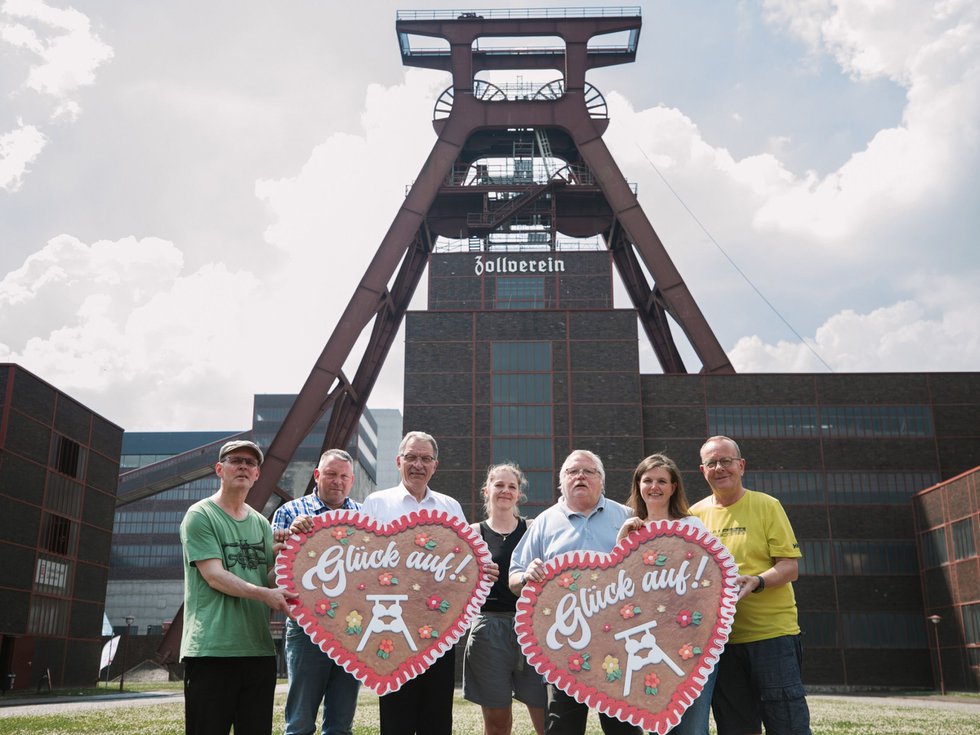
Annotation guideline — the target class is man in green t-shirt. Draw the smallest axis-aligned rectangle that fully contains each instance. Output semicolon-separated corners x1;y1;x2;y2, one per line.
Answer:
690;436;811;735
180;439;296;735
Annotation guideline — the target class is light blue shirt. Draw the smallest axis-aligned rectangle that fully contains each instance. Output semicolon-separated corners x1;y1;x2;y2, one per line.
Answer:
510;495;632;575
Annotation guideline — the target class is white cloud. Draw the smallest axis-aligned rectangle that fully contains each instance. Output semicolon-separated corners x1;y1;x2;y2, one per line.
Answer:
0;234;264;429
729;270;980;372
754;0;980;241
0;122;46;190
2;0;113;108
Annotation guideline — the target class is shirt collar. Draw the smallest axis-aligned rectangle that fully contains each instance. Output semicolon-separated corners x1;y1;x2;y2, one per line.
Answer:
558;493;607;519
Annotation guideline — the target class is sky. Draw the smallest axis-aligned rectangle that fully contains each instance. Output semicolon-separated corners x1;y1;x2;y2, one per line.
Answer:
1;0;977;432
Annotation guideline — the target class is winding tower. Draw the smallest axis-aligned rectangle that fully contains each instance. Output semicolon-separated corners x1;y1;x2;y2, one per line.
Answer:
249;7;733;510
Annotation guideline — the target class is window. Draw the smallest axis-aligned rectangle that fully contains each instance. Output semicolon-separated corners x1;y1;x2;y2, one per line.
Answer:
492;342;550;371
921;527;948;568
964;604;980;645
952;519;976;560
34;556;70;594
52;434;86;478
41;513;75;556
827;472;940;505
743;472;824;504
799;611;837;647
707;405;934;438
495;276;545;309
28;596;69;636
841;613;927;648
490;342;555;508
834;540;918;575
798;540;832;575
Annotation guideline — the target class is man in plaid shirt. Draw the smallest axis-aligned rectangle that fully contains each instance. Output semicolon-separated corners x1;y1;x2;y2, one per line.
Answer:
271;449;363;735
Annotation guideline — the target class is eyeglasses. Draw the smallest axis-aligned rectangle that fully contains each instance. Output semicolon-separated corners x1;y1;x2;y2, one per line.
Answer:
563;467;600;478
222;456;260;468
701;457;742;470
401;453;437;465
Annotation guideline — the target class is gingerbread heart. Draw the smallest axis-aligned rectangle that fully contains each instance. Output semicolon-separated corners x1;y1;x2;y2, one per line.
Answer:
515;521;738;734
275;509;492;695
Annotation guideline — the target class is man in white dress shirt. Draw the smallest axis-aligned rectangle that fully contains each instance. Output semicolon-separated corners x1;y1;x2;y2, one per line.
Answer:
360;431;477;735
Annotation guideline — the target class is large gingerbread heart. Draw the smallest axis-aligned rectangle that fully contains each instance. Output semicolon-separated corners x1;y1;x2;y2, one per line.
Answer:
275;509;492;695
515;521;738;734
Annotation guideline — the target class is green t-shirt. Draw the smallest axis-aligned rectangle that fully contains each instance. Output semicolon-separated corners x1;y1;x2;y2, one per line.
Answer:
690;489;802;644
179;497;276;659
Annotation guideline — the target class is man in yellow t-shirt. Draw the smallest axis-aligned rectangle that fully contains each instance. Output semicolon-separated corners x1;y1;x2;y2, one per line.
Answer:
690;436;811;735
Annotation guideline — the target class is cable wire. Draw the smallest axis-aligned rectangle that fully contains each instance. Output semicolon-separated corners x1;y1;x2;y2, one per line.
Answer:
635;144;834;372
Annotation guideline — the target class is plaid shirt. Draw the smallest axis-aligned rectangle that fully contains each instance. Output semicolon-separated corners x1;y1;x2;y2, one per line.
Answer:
270;492;362;532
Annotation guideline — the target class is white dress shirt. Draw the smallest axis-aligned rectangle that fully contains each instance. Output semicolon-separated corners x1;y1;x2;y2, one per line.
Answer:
360;483;466;525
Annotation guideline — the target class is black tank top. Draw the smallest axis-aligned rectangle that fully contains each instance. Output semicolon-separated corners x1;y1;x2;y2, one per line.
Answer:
479;517;527;613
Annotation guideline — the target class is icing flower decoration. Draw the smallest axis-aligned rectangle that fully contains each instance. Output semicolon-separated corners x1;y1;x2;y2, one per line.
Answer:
568;652;591;672
362;535;372;543
601;655;622;682
378;572;398;586
453;546;461;553
557;572;580;590
377;639;394;659
644;672;660;695
426;595;451;613
307;550;317;558
678;644;695;660
657;604;667;613
676;610;693;628
458;574;468;583
590;572;600;582
602;623;612;633
418;625;436;639
345;611;363;635
411;583;421;591
642;549;660;565
415;532;437;550
620;604;641;620
700;580;711;588
332;528;347;541
542;607;552;616
315;600;339;618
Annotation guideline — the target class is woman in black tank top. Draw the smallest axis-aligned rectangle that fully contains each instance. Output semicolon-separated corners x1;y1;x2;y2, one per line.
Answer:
462;463;546;734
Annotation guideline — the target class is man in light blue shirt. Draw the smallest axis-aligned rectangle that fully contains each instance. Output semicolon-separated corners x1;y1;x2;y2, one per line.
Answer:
272;449;362;735
508;450;638;735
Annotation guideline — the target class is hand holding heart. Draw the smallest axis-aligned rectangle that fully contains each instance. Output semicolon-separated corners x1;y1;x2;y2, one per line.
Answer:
515;521;738;734
275;509;493;695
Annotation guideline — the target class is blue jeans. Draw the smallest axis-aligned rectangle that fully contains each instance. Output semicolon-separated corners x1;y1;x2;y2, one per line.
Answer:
284;619;361;735
668;665;717;735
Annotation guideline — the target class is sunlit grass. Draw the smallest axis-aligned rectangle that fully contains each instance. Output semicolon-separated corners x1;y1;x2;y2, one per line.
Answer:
0;689;977;735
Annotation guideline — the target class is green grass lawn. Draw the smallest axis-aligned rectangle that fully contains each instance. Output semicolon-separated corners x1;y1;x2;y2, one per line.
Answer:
0;687;977;734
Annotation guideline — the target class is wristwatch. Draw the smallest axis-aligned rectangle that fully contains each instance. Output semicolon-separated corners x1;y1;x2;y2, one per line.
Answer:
751;575;765;593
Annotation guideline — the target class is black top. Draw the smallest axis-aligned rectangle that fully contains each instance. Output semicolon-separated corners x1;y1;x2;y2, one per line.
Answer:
479;517;528;613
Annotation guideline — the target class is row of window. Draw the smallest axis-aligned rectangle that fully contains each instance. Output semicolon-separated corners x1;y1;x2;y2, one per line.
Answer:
746;471;941;505
799;611;928;648
920;519;977;568
798;540;919;576
709;405;934;438
114;511;186;535
111;544;183;568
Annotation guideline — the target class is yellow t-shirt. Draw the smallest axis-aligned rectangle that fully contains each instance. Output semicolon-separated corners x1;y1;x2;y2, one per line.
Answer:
690;489;802;644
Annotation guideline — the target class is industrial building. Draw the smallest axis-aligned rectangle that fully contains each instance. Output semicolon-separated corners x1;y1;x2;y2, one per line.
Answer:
0;364;123;690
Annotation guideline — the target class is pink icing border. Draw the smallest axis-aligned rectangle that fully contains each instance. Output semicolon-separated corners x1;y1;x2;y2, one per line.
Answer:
275;509;493;695
514;521;739;734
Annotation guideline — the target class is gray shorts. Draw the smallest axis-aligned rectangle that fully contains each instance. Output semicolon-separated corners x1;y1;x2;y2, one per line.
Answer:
462;612;547;709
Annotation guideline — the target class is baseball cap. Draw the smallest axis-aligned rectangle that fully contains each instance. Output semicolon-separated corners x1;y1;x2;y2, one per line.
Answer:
218;440;264;465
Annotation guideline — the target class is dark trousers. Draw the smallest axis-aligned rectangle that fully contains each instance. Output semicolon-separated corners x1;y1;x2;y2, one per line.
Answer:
378;648;455;735
184;655;276;735
545;684;642;735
